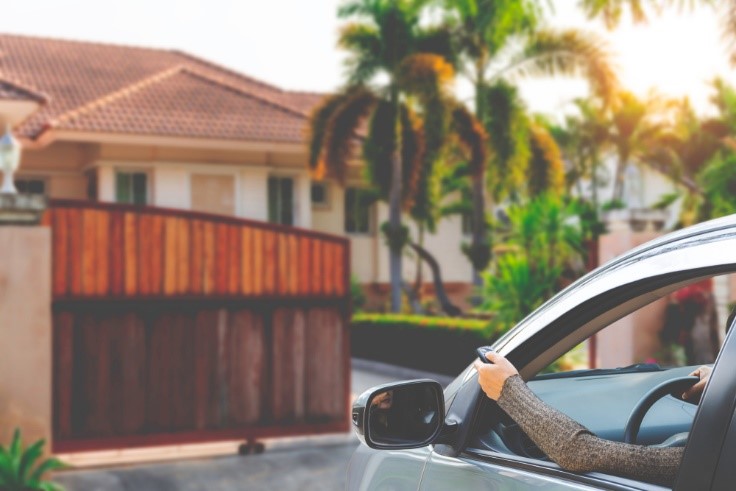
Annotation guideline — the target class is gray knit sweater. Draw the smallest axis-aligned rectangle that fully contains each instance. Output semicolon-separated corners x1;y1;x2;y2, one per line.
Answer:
497;375;683;487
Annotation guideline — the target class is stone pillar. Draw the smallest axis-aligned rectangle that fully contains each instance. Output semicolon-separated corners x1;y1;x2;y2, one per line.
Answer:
596;215;664;368
0;225;52;449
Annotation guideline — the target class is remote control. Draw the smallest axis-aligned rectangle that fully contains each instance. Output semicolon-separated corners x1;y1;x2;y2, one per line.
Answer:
476;346;495;364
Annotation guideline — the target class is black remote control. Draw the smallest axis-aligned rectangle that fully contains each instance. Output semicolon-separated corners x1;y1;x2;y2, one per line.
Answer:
476;346;495;364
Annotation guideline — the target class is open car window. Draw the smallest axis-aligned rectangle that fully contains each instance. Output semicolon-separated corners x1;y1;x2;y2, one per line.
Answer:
464;270;736;490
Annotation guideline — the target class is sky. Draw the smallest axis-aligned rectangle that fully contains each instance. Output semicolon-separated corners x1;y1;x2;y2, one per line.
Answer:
0;0;734;119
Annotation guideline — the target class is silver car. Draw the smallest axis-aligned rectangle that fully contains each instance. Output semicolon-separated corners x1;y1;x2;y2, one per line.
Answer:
348;214;736;490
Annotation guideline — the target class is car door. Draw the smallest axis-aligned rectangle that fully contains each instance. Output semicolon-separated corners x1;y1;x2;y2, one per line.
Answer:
418;217;736;491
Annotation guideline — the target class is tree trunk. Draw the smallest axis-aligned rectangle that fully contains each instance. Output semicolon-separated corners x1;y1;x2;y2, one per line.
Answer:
612;153;627;203
389;150;403;313
471;172;487;287
409;242;462;317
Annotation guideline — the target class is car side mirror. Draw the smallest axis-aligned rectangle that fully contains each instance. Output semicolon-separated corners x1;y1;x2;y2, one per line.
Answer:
352;379;445;450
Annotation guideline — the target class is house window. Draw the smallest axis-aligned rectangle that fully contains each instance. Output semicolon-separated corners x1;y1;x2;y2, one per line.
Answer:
311;182;329;207
345;187;373;234
268;176;294;225
116;171;148;205
15;178;46;196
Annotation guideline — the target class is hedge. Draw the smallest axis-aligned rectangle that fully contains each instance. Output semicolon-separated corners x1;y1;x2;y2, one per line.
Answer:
351;314;503;376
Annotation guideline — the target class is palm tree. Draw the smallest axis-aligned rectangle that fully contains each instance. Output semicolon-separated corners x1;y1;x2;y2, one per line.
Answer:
579;0;715;29
606;91;669;203
308;0;485;312
441;0;618;283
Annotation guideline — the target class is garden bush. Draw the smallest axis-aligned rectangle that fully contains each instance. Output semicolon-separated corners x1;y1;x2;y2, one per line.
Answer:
351;314;501;375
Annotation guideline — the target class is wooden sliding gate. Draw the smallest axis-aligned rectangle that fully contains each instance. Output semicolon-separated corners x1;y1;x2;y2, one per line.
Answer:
44;200;350;453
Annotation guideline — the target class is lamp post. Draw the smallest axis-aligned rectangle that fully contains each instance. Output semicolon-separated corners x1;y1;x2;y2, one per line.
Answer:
0;124;20;194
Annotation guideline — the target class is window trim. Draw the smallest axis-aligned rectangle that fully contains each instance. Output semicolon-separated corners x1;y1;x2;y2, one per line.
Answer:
115;169;151;206
344;186;375;236
267;174;297;226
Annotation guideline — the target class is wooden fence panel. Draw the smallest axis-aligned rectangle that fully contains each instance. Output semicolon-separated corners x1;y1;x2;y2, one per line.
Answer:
47;200;350;452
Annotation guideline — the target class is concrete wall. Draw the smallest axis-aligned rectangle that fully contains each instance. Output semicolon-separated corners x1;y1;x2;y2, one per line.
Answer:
0;226;52;449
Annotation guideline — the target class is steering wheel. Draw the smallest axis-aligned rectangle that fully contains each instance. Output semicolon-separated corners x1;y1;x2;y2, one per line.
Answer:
623;376;699;444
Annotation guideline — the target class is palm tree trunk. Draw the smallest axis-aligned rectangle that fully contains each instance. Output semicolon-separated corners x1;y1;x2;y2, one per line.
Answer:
612;153;627;203
389;150;403;312
471;172;487;286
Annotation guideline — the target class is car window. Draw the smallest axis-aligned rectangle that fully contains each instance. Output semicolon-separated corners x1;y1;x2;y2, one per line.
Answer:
465;271;736;489
542;272;735;373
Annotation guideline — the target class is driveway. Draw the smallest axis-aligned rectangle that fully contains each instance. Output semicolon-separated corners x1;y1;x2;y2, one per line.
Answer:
54;360;453;491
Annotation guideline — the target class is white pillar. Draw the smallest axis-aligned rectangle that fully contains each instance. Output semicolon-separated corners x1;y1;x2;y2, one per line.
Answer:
97;166;115;202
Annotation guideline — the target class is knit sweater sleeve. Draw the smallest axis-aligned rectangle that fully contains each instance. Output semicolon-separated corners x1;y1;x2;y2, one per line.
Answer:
496;375;683;487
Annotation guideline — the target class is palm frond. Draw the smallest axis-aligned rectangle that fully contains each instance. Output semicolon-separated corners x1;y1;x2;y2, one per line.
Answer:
339;23;384;84
323;87;377;183
307;92;353;173
501;28;619;105
450;102;488;177
480;80;530;198
396;53;454;99
363;100;397;197
528;124;565;197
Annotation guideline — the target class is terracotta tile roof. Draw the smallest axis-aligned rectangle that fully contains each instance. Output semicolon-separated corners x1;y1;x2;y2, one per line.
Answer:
0;33;327;143
50;67;309;142
0;77;46;103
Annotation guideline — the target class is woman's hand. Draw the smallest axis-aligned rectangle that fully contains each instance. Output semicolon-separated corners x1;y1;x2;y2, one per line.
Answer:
682;365;713;400
473;351;519;400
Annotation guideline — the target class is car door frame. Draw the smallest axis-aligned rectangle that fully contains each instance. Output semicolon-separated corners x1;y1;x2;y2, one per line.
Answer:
431;216;736;489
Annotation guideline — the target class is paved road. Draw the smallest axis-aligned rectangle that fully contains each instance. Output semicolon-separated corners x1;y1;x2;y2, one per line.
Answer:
55;360;453;491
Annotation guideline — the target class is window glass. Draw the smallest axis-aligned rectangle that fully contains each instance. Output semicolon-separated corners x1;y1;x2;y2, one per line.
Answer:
345;187;373;234
15;178;46;195
311;182;329;206
116;171;148;205
268;176;294;225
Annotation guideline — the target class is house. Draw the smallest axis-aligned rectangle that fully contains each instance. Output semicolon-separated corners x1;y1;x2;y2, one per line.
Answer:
0;33;474;308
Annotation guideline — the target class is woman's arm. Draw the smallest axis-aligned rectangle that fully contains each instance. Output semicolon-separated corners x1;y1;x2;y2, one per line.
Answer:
474;352;683;487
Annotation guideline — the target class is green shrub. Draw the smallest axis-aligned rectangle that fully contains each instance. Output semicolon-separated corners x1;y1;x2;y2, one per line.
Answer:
0;428;65;491
351;314;500;375
352;313;495;337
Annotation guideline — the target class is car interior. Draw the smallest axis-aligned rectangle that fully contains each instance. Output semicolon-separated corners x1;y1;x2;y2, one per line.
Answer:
467;272;736;479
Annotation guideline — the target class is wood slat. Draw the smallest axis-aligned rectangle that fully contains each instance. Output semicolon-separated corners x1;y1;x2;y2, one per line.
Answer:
215;223;229;295
323;241;334;295
176;218;190;294
240;227;253;295
52;209;69;297
95;210;110;296
252;228;264;295
277;234;288;295
149;214;165;295
228;225;241;295
227;310;264;425
190;220;205;294
264;231;276;294
298;237;310;296
305;308;344;420
164;216;179;295
81;209;98;296
123;212;138;296
334;241;345;296
202;222;216;295
311;238;322;296
288;235;299;295
271;308;305;422
109;212;125;296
